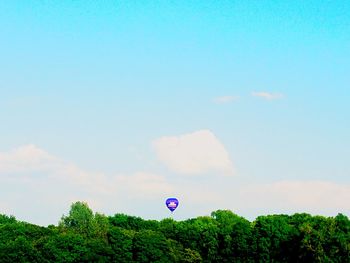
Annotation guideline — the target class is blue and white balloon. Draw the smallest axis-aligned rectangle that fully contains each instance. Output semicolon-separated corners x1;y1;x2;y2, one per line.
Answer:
165;198;179;212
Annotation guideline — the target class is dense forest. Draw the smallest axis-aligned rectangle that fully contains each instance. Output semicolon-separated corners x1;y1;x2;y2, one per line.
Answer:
0;202;348;262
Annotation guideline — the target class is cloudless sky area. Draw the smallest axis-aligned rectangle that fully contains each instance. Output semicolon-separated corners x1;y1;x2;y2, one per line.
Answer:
0;1;349;225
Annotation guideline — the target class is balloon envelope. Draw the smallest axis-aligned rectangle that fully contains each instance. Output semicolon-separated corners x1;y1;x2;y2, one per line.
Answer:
165;198;179;212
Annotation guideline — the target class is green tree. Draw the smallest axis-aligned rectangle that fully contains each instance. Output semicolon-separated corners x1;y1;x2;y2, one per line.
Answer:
211;210;253;262
181;248;203;263
0;203;348;262
39;233;89;263
59;201;108;240
159;218;179;241
107;227;134;262
109;213;159;232
332;213;350;261
0;236;44;263
177;217;219;262
132;229;173;263
60;202;94;236
252;214;297;262
0;214;16;224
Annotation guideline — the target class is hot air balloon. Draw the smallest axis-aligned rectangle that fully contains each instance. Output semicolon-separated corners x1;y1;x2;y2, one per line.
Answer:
165;198;179;212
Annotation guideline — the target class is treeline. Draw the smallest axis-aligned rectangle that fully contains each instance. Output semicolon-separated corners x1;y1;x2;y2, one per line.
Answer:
0;202;349;262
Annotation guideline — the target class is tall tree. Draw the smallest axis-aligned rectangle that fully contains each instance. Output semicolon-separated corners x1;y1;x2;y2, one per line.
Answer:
211;210;253;262
59;201;108;240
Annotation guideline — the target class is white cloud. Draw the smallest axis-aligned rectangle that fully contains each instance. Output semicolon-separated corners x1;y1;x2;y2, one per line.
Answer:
213;96;239;104
251;91;284;100
238;180;350;216
0;145;175;225
0;144;61;174
1;145;348;225
152;130;234;176
0;144;96;188
115;172;174;197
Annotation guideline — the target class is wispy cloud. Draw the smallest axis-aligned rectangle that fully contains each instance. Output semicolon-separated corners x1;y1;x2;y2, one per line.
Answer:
152;130;234;176
251;91;284;100
213;96;239;104
0;144;63;174
239;180;350;215
0;145;175;225
1;145;348;225
0;144;232;225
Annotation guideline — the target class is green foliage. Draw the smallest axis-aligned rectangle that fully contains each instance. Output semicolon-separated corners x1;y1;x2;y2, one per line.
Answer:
181;248;202;263
0;214;16;224
174;216;219;262
211;210;253;262
38;233;89;263
0;202;348;262
252;214;297;262
132;229;172;262
109;213;159;231
333;213;350;261
59;201;109;240
0;236;42;262
108;227;134;262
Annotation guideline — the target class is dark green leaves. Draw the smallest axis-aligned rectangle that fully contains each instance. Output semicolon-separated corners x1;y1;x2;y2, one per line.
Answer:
0;204;348;262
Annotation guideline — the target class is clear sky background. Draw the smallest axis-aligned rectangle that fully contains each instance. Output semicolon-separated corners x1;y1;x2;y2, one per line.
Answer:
0;1;349;226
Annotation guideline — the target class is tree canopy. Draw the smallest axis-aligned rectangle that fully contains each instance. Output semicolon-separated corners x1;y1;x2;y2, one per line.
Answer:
0;202;348;262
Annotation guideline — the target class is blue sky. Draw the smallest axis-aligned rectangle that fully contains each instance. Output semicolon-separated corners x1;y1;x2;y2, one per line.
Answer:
0;1;349;225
